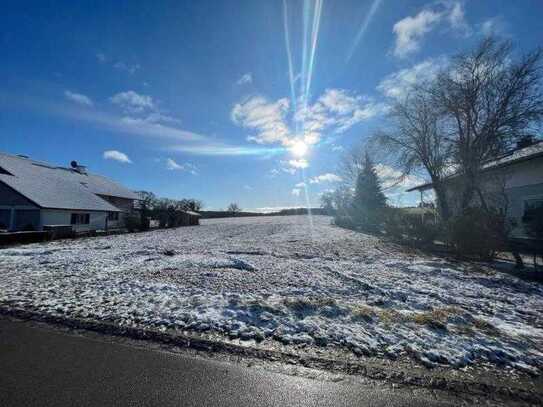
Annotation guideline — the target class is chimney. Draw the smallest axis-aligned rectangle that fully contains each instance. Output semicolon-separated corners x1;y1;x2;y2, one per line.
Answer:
70;160;88;175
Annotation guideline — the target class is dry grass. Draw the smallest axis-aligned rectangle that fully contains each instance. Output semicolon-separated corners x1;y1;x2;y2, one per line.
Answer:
351;304;377;321
350;304;404;325
472;317;499;335
283;297;336;313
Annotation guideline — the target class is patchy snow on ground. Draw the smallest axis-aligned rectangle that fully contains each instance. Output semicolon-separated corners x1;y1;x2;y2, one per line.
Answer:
1;215;542;374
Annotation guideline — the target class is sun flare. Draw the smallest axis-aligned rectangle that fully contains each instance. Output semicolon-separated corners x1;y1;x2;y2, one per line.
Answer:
290;140;308;157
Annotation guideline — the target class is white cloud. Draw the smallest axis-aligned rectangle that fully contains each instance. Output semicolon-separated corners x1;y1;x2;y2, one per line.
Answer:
232;89;386;151
448;2;470;34
165;158;197;174
236;73;253;85
378;57;448;100
113;61;140;74
295;182;306;188
110;91;155;113
309;173;342;184
392;2;470;58
480;17;506;36
296;89;388;137
243;185;253;190
393;9;442;58
103;150;132;163
232;96;291;145
291;188;301;196
166;158;183;170
267;168;280;178
64;90;93;107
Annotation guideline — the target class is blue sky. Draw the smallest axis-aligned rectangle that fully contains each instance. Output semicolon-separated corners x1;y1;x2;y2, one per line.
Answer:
1;1;542;210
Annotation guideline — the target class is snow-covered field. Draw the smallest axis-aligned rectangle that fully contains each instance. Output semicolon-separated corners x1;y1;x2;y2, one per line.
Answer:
1;215;542;374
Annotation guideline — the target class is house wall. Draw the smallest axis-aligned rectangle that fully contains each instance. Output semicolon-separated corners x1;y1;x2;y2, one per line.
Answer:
502;159;543;189
440;157;543;239
505;182;543;238
40;209;108;232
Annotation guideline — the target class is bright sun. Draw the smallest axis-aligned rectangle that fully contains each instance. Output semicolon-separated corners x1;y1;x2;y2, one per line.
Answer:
290;141;308;157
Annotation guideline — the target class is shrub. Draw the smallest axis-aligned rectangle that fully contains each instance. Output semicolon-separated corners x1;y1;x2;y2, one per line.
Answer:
382;208;404;240
124;214;141;232
353;207;386;234
334;214;357;230
447;207;508;260
383;208;440;245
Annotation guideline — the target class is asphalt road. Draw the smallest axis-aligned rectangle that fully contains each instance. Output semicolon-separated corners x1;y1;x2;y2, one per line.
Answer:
0;318;455;407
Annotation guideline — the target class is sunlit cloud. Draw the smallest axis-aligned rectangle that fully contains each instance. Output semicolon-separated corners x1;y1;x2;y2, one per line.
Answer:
232;96;291;145
232;89;385;152
288;159;308;169
291;188;301;196
103;150;132;163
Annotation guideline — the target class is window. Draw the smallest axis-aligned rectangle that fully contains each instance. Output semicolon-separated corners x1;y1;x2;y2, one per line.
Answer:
522;197;543;222
15;209;40;231
70;213;90;225
108;212;119;221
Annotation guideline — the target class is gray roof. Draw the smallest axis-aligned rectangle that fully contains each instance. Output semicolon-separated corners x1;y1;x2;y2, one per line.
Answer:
407;140;543;192
0;152;139;211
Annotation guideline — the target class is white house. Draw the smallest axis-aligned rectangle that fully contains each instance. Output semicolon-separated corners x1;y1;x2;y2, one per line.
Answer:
0;152;140;232
407;139;543;239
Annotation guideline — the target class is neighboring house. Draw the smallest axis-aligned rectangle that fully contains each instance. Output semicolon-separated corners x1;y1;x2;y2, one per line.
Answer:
0;152;140;232
407;139;543;239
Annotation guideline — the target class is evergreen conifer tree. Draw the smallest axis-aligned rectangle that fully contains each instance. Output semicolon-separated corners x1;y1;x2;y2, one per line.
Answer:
352;153;387;231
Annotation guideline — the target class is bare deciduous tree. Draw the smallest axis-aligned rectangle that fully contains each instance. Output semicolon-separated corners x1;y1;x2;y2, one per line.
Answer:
432;37;543;210
320;191;335;215
227;202;241;216
376;86;452;220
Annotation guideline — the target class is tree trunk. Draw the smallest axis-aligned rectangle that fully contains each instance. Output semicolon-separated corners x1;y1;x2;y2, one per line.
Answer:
433;182;451;221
